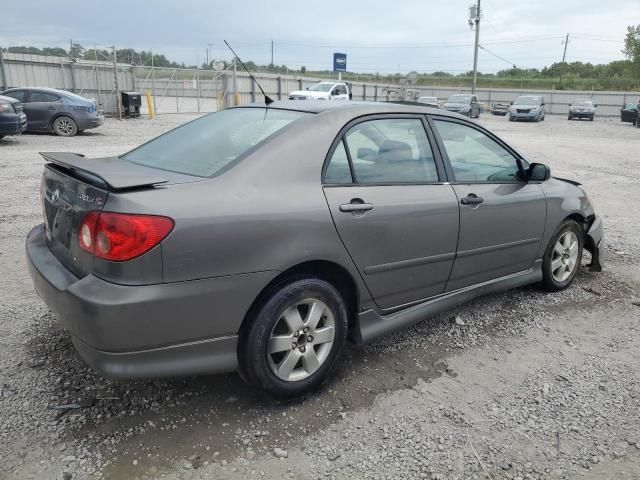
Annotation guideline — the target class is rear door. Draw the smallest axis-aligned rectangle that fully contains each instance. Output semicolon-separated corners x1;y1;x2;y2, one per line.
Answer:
430;117;546;291
23;90;62;130
323;115;459;310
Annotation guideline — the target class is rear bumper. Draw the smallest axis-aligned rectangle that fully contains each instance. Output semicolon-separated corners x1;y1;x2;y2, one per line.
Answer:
0;113;27;135
77;114;105;130
585;214;604;272
26;224;276;379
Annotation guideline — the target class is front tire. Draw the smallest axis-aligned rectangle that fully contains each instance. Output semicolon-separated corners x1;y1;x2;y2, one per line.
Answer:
53;116;78;137
238;277;348;399
541;220;583;292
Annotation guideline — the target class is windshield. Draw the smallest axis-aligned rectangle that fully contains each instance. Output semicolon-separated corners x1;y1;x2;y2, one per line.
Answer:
448;94;471;103
122;108;309;177
573;100;593;107
308;83;334;92
514;96;541;105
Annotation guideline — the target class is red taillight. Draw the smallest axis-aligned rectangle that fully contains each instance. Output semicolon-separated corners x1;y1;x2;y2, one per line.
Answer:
79;212;174;262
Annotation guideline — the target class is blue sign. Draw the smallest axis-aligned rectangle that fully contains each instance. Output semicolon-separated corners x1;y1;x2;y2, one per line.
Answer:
333;52;347;72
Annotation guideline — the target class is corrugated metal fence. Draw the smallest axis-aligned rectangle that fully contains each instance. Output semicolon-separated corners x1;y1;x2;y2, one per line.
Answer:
1;52;638;117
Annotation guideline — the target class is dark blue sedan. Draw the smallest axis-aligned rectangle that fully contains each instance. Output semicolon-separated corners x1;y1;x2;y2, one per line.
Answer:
0;94;27;140
0;87;104;136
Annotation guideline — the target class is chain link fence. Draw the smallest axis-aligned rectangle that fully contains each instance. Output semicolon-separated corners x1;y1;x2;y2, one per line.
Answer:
2;51;639;117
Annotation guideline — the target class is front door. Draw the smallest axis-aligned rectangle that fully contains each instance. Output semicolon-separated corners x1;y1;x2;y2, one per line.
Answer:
23;90;62;130
430;117;547;291
323;116;459;310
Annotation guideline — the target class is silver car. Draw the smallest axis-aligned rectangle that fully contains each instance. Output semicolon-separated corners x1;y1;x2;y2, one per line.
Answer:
26;102;603;398
509;95;546;122
568;100;596;121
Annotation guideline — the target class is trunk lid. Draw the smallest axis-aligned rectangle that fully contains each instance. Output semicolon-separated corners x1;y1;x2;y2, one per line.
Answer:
41;164;110;277
39;152;201;277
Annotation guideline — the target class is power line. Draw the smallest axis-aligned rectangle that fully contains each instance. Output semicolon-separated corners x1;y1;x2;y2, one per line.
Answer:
478;45;517;68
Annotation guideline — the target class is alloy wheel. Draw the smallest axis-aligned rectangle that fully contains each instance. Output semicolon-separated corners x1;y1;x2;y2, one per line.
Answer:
551;231;579;282
267;299;335;382
55;118;75;136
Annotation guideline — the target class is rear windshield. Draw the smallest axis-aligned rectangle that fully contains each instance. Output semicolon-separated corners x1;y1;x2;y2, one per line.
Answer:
122;108;309;177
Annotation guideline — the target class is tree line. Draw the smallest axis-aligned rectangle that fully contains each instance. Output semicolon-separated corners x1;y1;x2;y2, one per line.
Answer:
2;25;639;91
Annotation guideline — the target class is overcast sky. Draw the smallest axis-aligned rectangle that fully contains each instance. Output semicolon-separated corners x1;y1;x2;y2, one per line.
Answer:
2;0;638;73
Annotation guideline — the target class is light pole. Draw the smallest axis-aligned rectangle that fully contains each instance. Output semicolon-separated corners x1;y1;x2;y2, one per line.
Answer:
469;0;481;94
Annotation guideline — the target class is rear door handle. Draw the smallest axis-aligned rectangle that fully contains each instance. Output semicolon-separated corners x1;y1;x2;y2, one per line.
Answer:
460;194;484;206
339;201;373;213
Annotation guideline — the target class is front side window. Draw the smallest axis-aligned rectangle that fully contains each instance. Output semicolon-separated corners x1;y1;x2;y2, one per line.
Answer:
123;108;308;177
341;118;439;184
433;120;521;183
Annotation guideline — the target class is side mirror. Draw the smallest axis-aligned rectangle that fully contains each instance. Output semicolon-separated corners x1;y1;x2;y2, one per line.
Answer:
357;147;376;160
594;104;598;107
528;163;551;182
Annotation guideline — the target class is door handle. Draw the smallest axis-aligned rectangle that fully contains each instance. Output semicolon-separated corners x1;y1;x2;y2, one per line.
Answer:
460;194;484;206
339;201;373;213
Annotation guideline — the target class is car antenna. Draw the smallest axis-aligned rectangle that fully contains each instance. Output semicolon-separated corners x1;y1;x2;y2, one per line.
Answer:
224;40;274;106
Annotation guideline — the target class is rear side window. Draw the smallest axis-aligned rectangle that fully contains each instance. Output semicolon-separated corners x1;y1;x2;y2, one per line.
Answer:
433;120;520;182
343;118;439;184
123;108;309;177
30;92;60;103
3;90;26;102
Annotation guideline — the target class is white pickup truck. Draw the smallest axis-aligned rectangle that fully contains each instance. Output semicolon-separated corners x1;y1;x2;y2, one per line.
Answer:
289;82;351;101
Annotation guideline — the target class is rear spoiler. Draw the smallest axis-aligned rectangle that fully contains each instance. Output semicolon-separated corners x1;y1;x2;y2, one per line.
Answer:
40;152;169;190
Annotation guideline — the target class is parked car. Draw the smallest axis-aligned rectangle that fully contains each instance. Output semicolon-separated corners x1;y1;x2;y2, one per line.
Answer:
26;102;603;398
620;102;639;124
568;100;596;121
289;82;351;101
0;87;104;136
417;96;439;108
490;102;510;116
509;95;546;122
0;94;27;140
443;94;480;118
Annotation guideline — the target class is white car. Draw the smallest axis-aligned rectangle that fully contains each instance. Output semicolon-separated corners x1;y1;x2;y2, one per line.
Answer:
417;96;439;108
289;82;350;101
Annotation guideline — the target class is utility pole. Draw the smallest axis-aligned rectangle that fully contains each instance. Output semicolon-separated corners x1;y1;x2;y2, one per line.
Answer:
470;0;481;94
112;46;122;120
559;34;569;88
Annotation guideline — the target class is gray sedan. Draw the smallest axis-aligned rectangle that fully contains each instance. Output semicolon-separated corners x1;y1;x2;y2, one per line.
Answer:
26;102;603;398
0;87;104;136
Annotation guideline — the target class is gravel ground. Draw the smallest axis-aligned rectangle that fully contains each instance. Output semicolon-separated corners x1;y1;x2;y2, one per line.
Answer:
0;112;639;480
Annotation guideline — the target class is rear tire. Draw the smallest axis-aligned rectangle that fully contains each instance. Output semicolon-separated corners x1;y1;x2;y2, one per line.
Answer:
53;116;78;137
540;220;583;292
238;277;348;399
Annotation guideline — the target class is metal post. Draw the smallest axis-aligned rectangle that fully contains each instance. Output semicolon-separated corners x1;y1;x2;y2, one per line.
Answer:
0;49;8;90
69;62;77;93
233;58;237;106
374;85;378;102
277;76;282;100
251;77;256;103
151;49;157;113
112;46;122;120
197;67;201;112
93;47;102;109
362;84;366;101
471;0;481;94
60;62;66;90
